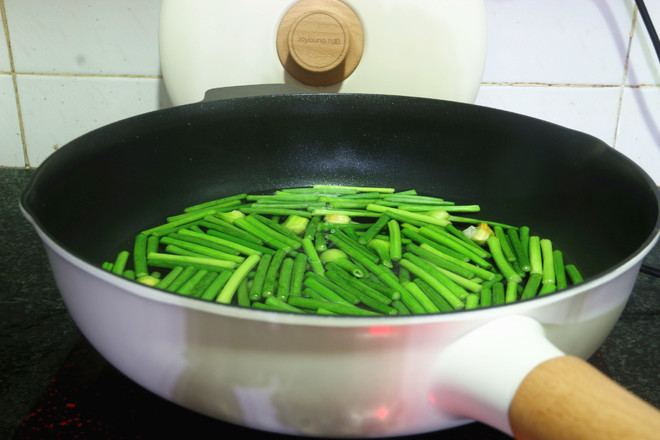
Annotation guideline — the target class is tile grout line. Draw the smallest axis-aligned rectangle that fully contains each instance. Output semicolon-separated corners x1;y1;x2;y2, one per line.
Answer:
612;4;639;151
480;82;622;88
13;71;163;79
0;0;29;168
480;82;658;89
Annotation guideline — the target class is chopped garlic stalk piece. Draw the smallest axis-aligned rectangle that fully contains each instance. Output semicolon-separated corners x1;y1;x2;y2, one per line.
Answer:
137;275;160;286
463;222;493;245
282;214;309;235
427;209;450;219
319;248;349;263
325;214;352;224
218;210;246;224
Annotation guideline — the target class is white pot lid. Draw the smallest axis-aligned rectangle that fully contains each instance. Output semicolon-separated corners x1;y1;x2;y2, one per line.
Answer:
159;0;487;106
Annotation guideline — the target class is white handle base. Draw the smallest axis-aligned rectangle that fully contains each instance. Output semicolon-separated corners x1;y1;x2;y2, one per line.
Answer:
432;316;564;435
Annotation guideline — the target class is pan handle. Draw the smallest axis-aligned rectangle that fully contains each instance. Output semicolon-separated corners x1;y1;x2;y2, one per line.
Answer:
202;84;313;102
509;354;660;440
432;316;660;439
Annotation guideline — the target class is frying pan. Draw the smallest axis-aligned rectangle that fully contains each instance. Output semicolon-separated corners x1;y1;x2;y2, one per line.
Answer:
20;87;660;439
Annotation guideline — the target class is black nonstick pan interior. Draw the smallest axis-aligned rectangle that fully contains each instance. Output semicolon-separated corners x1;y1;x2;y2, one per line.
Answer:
22;93;660;284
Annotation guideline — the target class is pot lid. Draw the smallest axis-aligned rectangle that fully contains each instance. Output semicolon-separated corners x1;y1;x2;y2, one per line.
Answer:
159;0;487;106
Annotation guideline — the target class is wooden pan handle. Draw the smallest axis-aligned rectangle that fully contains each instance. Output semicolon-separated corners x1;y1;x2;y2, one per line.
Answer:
510;355;660;440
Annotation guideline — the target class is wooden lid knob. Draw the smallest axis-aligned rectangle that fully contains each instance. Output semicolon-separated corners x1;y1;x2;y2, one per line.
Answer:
277;0;364;86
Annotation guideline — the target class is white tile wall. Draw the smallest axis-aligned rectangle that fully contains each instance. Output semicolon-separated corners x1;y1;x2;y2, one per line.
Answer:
0;0;659;184
0;75;23;166
475;85;623;144
0;0;163;169
618;87;660;168
475;0;660;184
479;0;633;85
627;0;660;85
17;75;167;166
6;0;161;76
0;25;10;72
